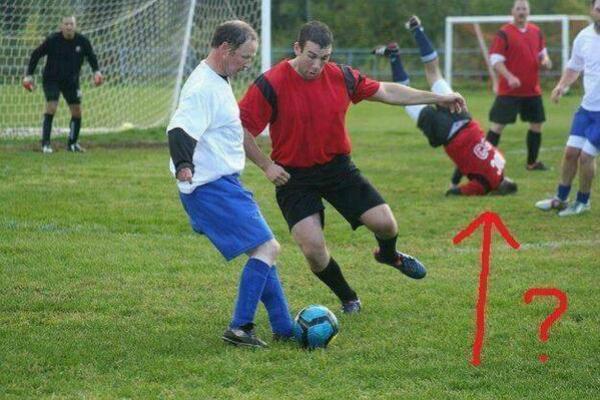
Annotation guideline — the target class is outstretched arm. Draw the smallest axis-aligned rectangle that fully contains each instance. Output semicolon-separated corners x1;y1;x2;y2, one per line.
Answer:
369;82;466;113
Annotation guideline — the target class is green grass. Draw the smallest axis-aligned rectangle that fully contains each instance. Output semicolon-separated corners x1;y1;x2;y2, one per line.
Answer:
1;90;598;399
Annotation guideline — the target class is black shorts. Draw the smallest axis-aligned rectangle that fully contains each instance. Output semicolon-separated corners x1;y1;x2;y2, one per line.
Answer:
276;155;386;231
43;79;81;105
489;95;545;125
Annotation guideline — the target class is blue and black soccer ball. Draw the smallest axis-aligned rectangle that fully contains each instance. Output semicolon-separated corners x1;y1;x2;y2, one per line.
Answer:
293;304;339;349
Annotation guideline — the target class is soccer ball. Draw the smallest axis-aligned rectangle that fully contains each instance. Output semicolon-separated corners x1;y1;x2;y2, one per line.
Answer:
293;304;339;349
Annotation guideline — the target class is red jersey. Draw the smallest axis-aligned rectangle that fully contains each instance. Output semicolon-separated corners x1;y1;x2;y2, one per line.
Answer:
489;23;546;97
239;60;380;167
445;121;505;195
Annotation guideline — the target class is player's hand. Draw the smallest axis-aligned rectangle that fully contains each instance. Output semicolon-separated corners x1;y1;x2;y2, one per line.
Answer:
438;92;467;113
507;75;521;89
22;76;35;91
176;167;193;183
550;85;566;104
93;71;104;86
541;57;552;70
264;162;290;186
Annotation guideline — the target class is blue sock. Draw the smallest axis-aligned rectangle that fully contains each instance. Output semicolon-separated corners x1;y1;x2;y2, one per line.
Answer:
411;26;438;62
576;191;590;204
390;53;410;85
261;266;293;337
556;184;571;202
230;258;271;329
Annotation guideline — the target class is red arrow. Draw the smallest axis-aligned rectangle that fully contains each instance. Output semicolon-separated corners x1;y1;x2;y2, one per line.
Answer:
453;211;520;366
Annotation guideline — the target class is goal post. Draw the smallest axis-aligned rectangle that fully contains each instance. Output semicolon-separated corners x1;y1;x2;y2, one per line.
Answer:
0;0;270;138
444;14;591;88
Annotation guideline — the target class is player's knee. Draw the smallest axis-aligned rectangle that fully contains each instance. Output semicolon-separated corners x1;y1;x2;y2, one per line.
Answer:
564;147;581;163
249;238;280;265
46;104;58;115
298;237;326;262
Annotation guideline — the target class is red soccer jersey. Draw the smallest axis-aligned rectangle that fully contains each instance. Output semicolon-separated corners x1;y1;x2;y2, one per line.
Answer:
239;60;380;167
489;23;546;96
445;121;505;195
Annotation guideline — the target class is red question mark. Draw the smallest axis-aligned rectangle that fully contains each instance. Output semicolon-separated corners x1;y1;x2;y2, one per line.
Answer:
523;288;568;363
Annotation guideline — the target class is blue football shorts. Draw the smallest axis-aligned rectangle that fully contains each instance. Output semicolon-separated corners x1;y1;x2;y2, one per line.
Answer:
567;107;600;157
179;174;274;261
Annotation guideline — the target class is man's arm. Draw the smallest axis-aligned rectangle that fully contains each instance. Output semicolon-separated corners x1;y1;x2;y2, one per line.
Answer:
168;127;197;182
539;48;552;70
23;38;49;89
83;37;103;85
491;61;520;89
550;68;581;104
243;129;289;186
368;82;466;112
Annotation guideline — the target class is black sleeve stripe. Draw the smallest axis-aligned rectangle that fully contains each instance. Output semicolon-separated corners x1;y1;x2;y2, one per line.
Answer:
497;30;509;52
337;63;356;98
254;74;277;124
168;127;197;174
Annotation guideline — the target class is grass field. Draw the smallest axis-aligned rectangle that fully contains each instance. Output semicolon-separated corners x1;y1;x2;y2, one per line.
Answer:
1;90;598;399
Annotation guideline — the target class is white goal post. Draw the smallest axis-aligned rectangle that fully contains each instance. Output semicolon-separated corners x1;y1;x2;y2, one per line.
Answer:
0;0;271;138
444;14;591;88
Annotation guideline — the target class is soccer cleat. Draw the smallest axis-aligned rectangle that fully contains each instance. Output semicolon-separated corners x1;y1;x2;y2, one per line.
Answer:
67;143;85;153
371;42;400;57
405;15;422;31
535;197;568;211
41;145;53;154
557;201;590;217
222;327;268;348
341;298;362;314
526;161;547;171
374;249;427;279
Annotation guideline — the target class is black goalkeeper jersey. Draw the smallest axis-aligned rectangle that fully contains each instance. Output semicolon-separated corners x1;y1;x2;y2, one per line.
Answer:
27;32;99;83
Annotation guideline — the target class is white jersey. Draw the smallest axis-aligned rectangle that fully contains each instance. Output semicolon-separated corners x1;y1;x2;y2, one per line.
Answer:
167;61;245;194
567;25;600;111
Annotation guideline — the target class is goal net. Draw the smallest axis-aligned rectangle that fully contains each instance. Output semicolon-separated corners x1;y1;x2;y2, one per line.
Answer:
0;0;268;138
443;15;590;89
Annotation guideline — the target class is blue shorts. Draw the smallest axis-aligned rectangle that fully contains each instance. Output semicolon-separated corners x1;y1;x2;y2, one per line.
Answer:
179;175;274;261
568;107;600;154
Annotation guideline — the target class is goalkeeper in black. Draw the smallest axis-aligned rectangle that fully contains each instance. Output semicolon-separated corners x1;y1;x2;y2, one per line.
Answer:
23;15;103;153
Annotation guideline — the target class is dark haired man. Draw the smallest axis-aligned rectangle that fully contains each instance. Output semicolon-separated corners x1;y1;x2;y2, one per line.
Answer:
167;20;294;347
24;16;103;153
240;21;466;314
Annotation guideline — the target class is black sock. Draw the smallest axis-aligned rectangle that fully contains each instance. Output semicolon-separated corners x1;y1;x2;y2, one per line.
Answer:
526;130;541;165
486;130;501;147
42;113;54;145
69;117;82;145
376;235;397;261
313;258;357;303
451;167;463;185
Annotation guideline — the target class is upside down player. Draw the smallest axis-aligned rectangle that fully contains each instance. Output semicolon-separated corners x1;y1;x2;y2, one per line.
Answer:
373;16;517;196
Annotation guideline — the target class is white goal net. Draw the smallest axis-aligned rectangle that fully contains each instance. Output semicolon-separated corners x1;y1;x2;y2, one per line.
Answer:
444;15;590;89
0;0;268;138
